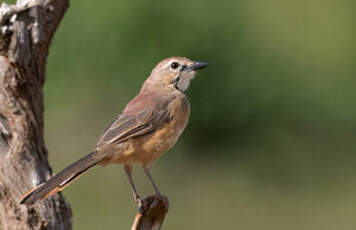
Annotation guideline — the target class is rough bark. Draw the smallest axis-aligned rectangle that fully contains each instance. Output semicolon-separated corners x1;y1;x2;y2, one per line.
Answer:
131;195;169;230
0;0;72;229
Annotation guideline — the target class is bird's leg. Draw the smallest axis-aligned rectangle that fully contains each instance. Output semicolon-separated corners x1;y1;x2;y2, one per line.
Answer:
124;164;146;212
143;164;169;211
143;164;161;196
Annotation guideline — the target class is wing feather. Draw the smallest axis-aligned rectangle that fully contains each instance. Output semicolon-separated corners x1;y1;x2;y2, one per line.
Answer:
96;107;168;148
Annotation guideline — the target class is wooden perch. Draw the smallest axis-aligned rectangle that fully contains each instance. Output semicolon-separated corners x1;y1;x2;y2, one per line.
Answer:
131;195;169;230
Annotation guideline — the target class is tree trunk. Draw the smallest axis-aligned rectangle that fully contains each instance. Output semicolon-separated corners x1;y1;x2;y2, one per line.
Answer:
0;0;72;229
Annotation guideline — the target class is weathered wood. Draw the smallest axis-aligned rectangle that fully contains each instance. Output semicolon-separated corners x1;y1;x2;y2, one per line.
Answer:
0;0;72;229
131;195;169;230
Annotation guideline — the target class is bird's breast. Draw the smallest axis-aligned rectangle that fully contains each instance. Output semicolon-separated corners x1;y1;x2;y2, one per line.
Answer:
134;95;190;162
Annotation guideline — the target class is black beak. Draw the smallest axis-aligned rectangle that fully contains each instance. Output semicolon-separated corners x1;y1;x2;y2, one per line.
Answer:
190;61;208;71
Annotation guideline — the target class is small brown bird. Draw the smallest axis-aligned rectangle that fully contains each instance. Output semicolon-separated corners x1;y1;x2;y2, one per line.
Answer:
20;57;207;209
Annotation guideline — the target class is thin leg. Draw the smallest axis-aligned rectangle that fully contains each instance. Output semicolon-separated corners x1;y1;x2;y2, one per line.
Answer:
124;165;142;203
143;165;161;196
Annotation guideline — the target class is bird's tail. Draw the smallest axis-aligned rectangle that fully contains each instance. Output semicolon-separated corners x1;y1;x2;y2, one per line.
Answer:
20;151;105;205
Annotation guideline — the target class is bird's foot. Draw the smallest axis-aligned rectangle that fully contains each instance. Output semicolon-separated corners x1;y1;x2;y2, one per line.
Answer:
135;196;148;213
146;194;169;212
135;194;169;214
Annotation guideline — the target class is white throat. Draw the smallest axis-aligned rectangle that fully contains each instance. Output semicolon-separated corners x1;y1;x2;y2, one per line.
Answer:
177;71;196;92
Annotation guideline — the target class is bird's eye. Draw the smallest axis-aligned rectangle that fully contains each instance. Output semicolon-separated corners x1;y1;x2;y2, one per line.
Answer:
170;62;179;69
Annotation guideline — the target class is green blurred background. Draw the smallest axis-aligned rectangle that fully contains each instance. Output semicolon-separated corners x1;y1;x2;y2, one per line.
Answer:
7;0;356;229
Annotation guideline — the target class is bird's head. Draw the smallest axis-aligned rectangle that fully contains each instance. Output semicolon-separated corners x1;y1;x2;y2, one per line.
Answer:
143;57;207;92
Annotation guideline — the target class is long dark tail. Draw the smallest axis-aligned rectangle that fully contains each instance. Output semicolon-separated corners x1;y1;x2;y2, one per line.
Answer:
20;151;105;205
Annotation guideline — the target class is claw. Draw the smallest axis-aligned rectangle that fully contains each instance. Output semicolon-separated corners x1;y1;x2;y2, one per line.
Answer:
147;194;169;212
149;197;159;209
135;196;147;213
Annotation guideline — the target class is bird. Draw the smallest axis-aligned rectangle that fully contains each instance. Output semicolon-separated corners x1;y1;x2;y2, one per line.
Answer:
20;57;207;210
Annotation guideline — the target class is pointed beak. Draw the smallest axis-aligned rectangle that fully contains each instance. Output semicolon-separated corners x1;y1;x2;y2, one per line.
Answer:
189;61;208;71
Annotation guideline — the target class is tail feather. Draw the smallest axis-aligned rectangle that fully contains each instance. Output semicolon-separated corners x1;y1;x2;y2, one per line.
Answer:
20;151;104;205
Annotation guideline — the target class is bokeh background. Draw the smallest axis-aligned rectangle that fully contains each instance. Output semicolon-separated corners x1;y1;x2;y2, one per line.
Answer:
6;0;356;229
